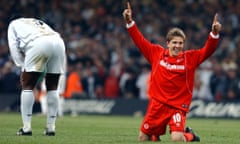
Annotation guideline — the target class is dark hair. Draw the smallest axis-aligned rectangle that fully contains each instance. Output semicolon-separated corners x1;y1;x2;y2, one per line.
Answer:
8;13;24;23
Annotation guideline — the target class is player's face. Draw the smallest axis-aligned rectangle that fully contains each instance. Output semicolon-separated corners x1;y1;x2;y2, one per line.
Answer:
167;36;184;57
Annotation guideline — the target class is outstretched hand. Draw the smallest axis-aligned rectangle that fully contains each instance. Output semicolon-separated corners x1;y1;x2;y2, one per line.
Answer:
122;1;132;23
212;13;222;34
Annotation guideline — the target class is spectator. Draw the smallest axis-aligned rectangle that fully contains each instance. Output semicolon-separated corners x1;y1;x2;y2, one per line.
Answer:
63;61;85;99
0;61;20;93
103;67;120;99
136;64;151;100
209;59;227;102
81;66;102;98
224;66;240;101
193;70;212;101
123;67;138;99
193;60;214;101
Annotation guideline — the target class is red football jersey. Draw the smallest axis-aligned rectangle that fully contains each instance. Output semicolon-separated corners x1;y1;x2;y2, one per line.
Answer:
127;23;219;112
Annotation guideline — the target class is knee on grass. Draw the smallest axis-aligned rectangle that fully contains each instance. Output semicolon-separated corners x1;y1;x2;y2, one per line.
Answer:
171;132;186;142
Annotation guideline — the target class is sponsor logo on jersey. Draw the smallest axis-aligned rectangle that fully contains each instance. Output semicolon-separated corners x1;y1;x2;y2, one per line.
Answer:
160;60;185;70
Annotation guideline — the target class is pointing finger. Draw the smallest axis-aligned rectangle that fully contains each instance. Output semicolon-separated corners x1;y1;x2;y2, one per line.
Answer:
127;1;131;10
213;13;218;24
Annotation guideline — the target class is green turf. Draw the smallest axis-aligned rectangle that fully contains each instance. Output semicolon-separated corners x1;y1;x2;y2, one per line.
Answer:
0;112;239;144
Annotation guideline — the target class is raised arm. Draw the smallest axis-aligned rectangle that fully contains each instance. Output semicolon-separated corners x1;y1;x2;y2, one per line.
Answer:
211;13;222;35
193;13;222;65
122;1;164;64
122;1;133;24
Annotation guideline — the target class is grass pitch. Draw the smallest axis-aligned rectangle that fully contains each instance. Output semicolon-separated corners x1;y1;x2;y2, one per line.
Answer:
0;112;239;144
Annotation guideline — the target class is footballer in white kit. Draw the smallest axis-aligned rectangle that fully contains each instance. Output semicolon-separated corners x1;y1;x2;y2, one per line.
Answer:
7;17;66;136
8;18;65;73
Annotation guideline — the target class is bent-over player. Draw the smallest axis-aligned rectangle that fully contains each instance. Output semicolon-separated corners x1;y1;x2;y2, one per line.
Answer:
8;16;66;136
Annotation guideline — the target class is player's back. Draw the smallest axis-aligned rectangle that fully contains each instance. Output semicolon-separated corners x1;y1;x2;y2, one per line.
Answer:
9;18;58;48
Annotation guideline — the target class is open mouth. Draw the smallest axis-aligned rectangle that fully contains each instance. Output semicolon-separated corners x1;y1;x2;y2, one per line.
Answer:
173;47;179;53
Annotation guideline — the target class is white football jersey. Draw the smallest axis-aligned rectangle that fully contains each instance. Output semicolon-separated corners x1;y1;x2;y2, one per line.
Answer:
7;18;58;67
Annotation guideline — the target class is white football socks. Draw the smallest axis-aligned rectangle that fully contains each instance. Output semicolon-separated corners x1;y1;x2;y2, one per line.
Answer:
46;90;59;132
20;90;59;132
21;90;35;132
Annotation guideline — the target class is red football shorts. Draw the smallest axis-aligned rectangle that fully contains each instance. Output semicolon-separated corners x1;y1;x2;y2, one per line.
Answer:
140;98;187;136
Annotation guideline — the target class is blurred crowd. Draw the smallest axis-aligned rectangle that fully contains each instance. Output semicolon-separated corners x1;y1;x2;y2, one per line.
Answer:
0;0;240;102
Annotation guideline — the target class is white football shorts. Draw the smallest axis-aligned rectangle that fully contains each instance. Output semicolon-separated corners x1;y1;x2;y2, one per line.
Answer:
23;34;65;74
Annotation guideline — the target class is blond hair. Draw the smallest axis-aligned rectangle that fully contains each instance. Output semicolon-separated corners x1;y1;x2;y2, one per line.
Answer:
166;27;186;42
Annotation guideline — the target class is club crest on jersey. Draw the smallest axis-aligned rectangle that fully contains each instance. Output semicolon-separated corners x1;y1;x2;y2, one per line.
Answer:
160;60;185;70
143;123;149;129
